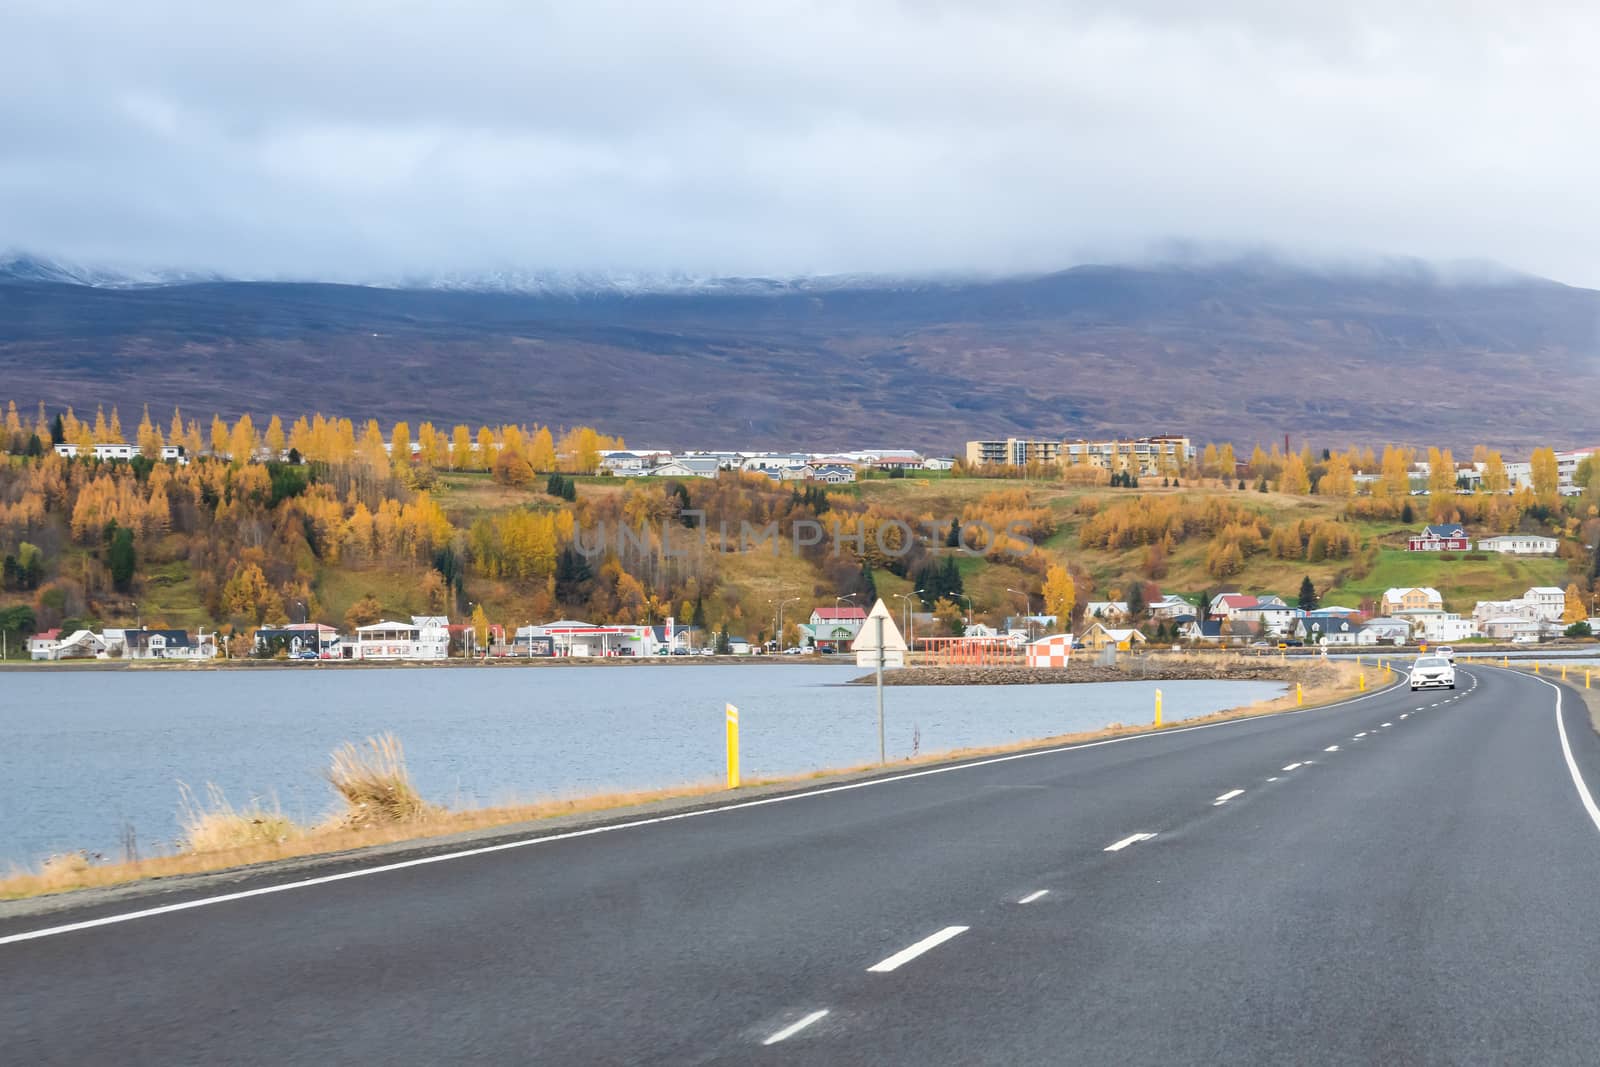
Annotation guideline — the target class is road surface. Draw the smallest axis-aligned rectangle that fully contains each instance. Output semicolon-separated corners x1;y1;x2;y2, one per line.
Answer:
4;666;1600;1064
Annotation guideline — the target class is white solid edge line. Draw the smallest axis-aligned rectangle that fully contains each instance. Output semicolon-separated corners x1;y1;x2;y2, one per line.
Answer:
1018;889;1049;904
0;676;1406;948
1213;789;1245;804
1515;669;1600;835
763;1009;830;1046
1104;833;1156;852
867;926;969;973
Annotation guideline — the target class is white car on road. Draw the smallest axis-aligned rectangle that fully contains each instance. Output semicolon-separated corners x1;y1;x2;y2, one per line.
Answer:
1409;655;1456;692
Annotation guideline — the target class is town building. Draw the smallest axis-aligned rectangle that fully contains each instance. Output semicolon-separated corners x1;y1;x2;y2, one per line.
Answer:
27;628;61;660
1476;534;1558;556
1079;622;1148;651
1381;587;1444;615
1524;587;1567;622
804;606;866;650
1061;436;1196;476
1407;524;1470;551
350;617;449;660
1418;615;1479;643
1083;601;1128;621
964;438;1062;467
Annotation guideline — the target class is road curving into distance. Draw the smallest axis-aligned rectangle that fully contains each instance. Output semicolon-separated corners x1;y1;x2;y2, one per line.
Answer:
4;666;1600;1064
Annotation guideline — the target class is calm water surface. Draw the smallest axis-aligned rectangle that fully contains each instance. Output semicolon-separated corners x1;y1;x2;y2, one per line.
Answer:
0;664;1281;866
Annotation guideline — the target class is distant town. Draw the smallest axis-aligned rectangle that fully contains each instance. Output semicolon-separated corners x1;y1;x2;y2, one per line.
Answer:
3;407;1598;665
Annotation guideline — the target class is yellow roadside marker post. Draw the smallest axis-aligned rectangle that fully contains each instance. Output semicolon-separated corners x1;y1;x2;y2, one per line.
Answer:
1154;688;1163;727
1359;672;1366;692
1562;664;1568;680
1297;682;1304;707
725;703;741;788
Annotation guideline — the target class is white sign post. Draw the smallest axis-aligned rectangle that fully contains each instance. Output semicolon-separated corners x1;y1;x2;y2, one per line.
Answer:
852;599;909;764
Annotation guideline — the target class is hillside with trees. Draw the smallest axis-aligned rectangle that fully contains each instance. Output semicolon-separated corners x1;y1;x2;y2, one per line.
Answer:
2;400;1597;656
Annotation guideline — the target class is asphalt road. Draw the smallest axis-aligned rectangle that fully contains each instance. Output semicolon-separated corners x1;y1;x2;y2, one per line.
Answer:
5;666;1600;1065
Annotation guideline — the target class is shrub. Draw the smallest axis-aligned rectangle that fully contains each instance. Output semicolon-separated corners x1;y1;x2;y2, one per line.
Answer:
326;733;432;826
178;782;302;853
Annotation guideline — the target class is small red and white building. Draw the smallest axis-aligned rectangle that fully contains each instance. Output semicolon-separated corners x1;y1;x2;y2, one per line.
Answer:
1407;524;1470;551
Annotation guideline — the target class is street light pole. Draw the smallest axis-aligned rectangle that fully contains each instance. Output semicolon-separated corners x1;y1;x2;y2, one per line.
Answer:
774;596;802;653
834;593;859;654
954;592;974;626
1007;588;1035;643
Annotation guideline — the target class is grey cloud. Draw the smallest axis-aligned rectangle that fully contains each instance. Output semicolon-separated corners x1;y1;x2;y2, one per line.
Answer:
4;1;1600;283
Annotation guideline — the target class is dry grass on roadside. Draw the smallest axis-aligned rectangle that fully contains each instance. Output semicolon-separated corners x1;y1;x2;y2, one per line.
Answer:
0;664;1380;902
178;783;302;853
326;733;433;827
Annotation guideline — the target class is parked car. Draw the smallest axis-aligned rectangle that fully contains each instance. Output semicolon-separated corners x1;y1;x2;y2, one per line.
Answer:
1409;655;1456;692
671;648;689;656
783;646;805;655
698;647;715;656
818;646;837;655
294;650;318;660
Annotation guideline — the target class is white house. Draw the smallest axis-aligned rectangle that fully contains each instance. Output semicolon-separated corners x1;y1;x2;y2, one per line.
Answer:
651;458;721;479
1150;595;1194;619
1360;618;1413;644
92;442;136;461
1476;534;1558;556
352;618;448;661
1525;587;1567;622
27;628;61;660
53;629;107;659
805;463;857;484
1480;616;1543;642
1418;614;1479;643
924;457;957;471
1083;601;1129;621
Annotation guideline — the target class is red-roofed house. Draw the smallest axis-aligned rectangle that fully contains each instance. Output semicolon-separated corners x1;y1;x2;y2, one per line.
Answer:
28;628;61;660
806;605;867;650
1209;594;1259;619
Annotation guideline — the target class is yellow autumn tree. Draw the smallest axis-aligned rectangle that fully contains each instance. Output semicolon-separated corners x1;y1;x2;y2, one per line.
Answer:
1277;453;1311;495
471;603;490;650
1565;583;1588;625
222;562;285;625
1427;448;1458;523
529;426;556;472
136;405;163;458
1482;451;1508;495
1319;453;1355;497
1531;447;1559;507
264;414;286;458
1042;564;1076;631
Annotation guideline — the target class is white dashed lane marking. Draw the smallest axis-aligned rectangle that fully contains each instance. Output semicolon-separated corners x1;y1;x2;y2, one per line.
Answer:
1104;833;1158;852
1213;789;1245;806
763;1010;830;1046
867;927;969;973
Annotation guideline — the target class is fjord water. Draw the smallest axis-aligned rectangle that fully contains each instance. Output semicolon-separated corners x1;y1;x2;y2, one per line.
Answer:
0;665;1280;867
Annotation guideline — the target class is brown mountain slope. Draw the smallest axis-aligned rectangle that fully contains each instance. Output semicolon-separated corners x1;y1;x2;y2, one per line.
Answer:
1;261;1594;451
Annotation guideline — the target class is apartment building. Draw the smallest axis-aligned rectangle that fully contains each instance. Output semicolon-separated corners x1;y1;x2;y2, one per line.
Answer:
1062;435;1195;475
963;438;1063;466
964;434;1193;472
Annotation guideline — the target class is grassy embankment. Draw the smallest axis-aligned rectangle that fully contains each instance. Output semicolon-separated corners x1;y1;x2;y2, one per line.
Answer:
0;660;1374;901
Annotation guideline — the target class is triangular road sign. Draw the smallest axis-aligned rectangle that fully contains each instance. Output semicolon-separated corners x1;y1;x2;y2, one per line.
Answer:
851;598;908;652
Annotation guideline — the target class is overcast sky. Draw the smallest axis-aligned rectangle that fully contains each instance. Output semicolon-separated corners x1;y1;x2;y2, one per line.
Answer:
5;1;1600;284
